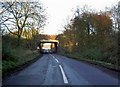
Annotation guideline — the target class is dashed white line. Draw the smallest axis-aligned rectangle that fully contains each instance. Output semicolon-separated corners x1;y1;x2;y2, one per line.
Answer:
50;54;55;59
50;54;69;84
59;65;69;84
55;59;59;63
50;54;58;62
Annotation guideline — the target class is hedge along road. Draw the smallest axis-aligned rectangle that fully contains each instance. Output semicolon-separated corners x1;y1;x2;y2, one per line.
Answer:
3;54;119;86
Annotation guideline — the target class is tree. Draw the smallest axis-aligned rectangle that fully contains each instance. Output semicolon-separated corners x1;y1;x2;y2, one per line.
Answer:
58;6;117;65
111;1;120;65
111;1;120;32
0;1;46;45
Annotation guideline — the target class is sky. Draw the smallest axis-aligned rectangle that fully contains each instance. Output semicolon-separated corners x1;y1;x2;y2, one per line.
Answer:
39;0;119;35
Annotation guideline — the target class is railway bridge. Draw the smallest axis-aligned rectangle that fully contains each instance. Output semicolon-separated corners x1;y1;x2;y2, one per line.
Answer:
38;40;59;53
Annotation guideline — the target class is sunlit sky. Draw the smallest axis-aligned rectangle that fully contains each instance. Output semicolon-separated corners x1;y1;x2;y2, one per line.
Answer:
39;0;119;35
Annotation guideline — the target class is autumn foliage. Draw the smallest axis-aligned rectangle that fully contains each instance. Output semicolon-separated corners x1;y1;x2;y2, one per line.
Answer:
57;7;119;66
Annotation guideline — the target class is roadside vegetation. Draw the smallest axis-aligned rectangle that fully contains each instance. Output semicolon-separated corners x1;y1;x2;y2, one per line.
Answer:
2;35;40;76
0;1;46;76
57;2;120;71
0;37;2;80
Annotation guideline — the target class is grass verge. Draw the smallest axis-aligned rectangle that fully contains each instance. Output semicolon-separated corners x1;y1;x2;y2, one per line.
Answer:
60;53;120;72
2;48;42;77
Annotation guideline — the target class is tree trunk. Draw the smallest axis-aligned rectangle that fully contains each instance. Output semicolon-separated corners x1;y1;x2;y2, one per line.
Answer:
17;35;21;46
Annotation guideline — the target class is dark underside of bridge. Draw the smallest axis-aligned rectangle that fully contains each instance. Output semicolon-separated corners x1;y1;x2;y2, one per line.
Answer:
38;40;58;54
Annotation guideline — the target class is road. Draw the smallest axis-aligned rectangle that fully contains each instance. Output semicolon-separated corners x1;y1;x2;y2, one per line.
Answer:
3;54;120;86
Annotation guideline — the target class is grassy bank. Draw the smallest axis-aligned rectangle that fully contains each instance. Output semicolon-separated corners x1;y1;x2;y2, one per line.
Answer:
2;35;41;76
62;52;120;72
2;49;40;75
0;37;2;83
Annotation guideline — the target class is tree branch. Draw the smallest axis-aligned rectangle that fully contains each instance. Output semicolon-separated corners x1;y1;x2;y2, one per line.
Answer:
3;23;18;36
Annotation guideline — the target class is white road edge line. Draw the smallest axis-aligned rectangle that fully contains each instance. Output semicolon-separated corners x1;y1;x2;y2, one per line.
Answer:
59;65;69;84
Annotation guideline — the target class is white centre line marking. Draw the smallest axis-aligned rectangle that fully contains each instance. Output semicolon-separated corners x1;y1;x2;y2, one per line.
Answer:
55;59;59;63
50;54;69;84
59;65;69;84
50;54;59;63
50;54;55;59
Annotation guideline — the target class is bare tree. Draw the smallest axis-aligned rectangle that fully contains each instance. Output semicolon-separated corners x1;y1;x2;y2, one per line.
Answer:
111;1;120;32
0;1;46;45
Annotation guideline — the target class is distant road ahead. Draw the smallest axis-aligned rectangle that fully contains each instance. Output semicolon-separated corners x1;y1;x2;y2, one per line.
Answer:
3;54;120;86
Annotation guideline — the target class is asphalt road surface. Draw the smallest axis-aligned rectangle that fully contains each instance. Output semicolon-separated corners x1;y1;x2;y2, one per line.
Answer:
3;54;120;86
